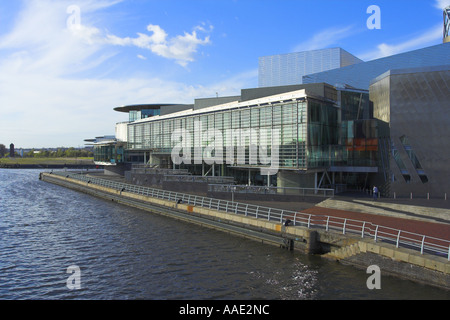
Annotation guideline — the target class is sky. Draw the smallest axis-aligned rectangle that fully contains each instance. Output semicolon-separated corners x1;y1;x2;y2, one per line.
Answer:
0;0;449;148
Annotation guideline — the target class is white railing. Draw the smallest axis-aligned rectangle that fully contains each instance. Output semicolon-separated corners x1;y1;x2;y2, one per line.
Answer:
208;184;335;197
52;172;450;260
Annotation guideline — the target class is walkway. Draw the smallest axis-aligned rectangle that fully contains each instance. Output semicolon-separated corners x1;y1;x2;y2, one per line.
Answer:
240;194;450;242
84;171;450;242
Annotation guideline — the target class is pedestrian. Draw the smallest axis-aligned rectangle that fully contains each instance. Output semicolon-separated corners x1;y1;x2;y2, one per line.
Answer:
373;186;378;200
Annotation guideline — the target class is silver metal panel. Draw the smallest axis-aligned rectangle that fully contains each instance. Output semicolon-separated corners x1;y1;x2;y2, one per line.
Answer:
304;43;450;90
258;47;362;88
370;66;450;197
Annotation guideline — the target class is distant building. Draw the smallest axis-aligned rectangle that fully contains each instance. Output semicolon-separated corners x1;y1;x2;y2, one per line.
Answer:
9;143;14;158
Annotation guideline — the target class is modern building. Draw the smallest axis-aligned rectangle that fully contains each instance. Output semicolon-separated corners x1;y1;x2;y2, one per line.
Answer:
303;42;450;89
84;135;125;168
96;83;387;191
258;48;362;87
370;65;450;197
88;8;450;197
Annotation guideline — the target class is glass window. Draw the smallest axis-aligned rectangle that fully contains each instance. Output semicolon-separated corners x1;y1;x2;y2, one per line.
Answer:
282;103;295;125
232;110;240;128
240;109;250;128
260;106;272;127
223;112;231;130
251;108;260;128
399;135;428;184
272;105;282;126
215;112;223;130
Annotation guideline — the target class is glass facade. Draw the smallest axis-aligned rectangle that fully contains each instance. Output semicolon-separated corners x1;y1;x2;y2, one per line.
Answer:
126;92;381;171
128;100;318;169
307;100;339;167
129;109;161;122
340;90;373;120
93;144;124;164
340;120;380;167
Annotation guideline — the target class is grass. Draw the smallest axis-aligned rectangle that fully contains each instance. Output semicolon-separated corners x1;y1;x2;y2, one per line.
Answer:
0;157;94;165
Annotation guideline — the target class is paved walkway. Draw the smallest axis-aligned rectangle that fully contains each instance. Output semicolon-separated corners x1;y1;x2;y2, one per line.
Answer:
239;196;450;242
84;172;450;242
303;205;450;241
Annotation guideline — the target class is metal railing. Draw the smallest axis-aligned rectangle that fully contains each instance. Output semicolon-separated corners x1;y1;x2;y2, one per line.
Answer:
51;171;450;260
208;184;335;197
130;166;192;175
164;175;235;184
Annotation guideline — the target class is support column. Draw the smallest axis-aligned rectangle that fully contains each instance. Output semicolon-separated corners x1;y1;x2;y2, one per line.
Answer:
314;172;318;194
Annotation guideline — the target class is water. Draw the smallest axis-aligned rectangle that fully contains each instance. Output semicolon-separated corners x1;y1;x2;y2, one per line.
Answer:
0;169;449;300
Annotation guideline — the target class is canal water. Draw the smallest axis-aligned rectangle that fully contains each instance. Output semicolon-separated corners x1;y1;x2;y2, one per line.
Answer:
0;169;448;300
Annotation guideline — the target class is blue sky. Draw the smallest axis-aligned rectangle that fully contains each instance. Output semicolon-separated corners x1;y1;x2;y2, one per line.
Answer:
0;0;448;148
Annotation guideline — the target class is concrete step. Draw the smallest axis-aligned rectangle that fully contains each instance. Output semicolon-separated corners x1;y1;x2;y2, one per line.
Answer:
324;241;362;260
317;198;450;223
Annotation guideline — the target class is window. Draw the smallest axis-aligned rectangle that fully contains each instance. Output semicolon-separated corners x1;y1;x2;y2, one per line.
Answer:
399;135;428;184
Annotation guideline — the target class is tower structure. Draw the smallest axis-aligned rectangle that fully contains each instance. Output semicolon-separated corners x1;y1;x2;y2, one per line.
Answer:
444;6;450;43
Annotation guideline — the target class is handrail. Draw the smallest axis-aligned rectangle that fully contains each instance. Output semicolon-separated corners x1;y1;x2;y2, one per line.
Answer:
53;172;450;260
208;183;335;197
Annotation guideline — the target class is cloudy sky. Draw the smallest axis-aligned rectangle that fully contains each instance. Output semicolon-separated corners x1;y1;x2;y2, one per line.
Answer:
0;0;449;148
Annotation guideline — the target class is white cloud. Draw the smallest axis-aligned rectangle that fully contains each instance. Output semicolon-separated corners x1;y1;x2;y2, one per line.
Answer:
0;1;239;148
435;0;450;9
357;1;447;61
105;24;212;67
358;24;443;61
293;25;357;52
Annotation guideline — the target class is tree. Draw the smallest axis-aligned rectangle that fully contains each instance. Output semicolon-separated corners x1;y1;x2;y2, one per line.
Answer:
56;148;65;158
26;149;35;158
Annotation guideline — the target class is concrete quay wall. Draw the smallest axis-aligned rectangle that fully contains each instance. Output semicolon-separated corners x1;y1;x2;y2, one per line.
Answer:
40;173;450;290
40;172;315;252
321;235;450;289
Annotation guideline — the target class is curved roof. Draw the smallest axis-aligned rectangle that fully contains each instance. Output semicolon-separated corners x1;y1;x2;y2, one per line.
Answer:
114;104;181;113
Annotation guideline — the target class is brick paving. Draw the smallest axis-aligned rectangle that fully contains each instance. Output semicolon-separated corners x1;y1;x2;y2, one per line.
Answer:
237;197;450;241
302;205;450;241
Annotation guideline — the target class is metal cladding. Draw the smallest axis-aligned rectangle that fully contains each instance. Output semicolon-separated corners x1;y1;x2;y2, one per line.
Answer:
258;48;362;87
303;43;450;90
370;65;450;197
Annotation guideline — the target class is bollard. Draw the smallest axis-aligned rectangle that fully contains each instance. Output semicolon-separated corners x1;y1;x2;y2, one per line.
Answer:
427;193;430;200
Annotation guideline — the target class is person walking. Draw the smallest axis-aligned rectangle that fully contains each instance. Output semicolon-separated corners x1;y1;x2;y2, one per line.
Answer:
373;185;378;200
